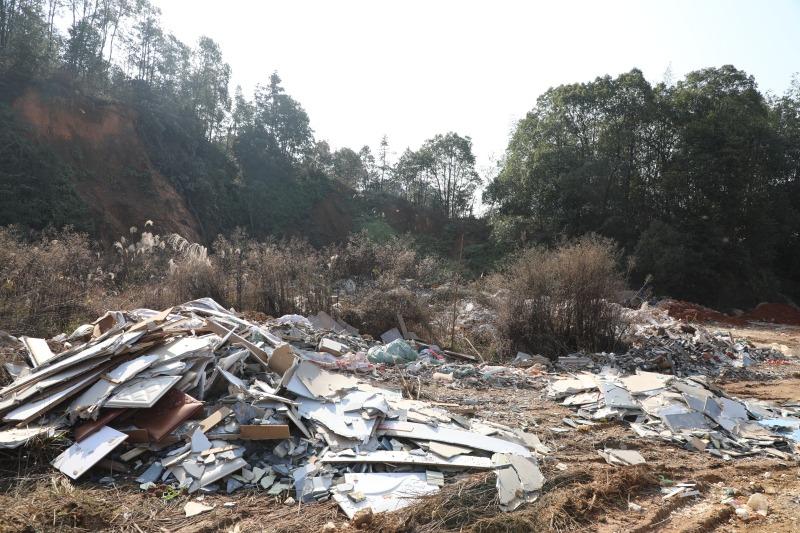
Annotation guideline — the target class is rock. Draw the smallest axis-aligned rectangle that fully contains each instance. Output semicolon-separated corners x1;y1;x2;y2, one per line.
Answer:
352;508;373;527
432;372;454;383
736;507;751;521
628;502;643;513
321;522;337;532
284;497;296;506
747;493;769;516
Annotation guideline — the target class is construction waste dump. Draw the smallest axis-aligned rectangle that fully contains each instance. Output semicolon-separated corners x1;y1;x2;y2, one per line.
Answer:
2;296;799;527
556;303;789;378
549;369;800;461
0;299;546;520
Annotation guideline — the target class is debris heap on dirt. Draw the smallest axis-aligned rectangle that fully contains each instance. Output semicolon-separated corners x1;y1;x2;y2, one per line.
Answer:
0;299;546;519
557;304;787;377
549;368;800;460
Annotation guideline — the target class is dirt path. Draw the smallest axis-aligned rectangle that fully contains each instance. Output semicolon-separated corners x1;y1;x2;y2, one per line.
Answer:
403;373;800;533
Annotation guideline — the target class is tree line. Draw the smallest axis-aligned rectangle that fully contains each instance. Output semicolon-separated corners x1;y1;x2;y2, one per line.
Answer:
485;67;800;308
3;1;799;308
0;0;481;222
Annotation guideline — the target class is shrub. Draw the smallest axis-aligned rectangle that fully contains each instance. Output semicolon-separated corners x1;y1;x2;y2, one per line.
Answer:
0;226;101;335
338;281;432;340
244;237;332;317
330;231;447;285
492;235;627;358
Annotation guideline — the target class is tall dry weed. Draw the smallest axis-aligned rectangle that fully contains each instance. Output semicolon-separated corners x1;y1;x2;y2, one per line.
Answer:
492;234;627;358
0;227;102;335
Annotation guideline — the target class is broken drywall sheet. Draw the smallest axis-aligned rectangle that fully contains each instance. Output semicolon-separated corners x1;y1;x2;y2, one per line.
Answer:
378;421;532;457
320;450;492;469
104;375;181;408
515;430;551;455
51;425;128;479
285;360;358;400
562;391;601;406
69;354;161;417
332;472;439;519
492;453;545;512
184;501;214;517
190;428;212;452
318;338;350;357
298;399;376;441
267;343;296;376
619;371;673;394
599;382;639;409
0;425;61;449
189;457;248;493
4;370;105;422
380;328;403;344
427;441;474;459
598;448;646;466
547;373;598;398
20;337;56;367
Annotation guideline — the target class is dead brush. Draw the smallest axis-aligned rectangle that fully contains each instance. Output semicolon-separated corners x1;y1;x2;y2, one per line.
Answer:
492;234;628;359
0;433;70;490
370;466;658;533
338;278;433;339
244;237;332;316
0;226;99;336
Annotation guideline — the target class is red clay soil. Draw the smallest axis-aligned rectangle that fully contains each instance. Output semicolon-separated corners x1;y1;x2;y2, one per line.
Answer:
741;303;800;325
11;88;203;242
659;299;747;326
660;299;800;327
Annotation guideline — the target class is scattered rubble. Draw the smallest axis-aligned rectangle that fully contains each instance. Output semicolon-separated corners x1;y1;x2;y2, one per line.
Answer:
554;303;788;377
550;367;800;460
0;298;546;520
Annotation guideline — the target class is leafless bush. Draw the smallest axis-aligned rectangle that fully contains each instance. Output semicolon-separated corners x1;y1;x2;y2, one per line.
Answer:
492;235;627;358
0;227;102;335
0;225;450;338
329;232;446;285
244;237;332;317
338;280;433;340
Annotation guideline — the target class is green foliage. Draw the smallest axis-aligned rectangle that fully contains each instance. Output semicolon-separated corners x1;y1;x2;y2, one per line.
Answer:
487;66;800;308
356;216;396;243
131;88;245;240
0;105;92;232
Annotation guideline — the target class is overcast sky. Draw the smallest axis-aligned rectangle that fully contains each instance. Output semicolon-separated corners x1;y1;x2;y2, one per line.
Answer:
157;0;800;174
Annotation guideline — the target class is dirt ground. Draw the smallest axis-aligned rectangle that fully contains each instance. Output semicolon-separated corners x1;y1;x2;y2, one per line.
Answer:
1;324;800;532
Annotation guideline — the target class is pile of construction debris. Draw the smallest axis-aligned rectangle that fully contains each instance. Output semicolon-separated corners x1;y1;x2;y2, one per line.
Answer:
549;369;800;460
554;303;787;377
0;299;546;519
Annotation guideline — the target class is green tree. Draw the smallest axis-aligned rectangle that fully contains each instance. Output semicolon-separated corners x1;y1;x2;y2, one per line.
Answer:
253;72;313;161
187;36;230;141
332;147;364;189
419;132;480;219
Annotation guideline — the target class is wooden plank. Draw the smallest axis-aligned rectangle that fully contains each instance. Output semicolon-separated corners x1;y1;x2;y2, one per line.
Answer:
198;406;232;433
239;424;290;440
396;313;409;340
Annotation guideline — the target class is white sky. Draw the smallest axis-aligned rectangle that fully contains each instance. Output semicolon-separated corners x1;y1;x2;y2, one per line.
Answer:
157;0;800;175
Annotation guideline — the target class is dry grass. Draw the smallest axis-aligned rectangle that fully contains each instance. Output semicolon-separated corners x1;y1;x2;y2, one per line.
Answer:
0;475;342;533
0;224;631;363
0;227;103;336
370;466;657;533
0;227;336;337
491;235;628;359
0;466;657;533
